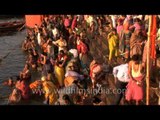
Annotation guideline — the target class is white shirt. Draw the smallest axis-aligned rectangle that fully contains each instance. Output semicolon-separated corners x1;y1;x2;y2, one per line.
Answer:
113;63;130;83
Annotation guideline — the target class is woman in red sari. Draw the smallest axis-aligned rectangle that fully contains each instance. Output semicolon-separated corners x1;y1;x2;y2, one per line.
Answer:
125;54;145;105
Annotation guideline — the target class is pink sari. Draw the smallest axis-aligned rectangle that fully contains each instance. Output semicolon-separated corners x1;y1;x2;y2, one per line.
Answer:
125;76;143;101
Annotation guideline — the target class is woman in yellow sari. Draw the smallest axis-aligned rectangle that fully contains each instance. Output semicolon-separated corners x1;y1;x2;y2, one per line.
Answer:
54;50;68;88
41;76;59;105
107;28;119;63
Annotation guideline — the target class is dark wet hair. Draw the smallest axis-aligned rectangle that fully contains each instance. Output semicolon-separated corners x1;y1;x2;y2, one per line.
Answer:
62;94;70;101
131;54;141;64
111;28;117;32
132;54;139;61
59;50;65;54
92;96;101;104
16;76;20;81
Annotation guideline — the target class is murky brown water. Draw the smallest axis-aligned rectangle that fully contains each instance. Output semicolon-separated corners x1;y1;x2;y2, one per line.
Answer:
0;18;26;104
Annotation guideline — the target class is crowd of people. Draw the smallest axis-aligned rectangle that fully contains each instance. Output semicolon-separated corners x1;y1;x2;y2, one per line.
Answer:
3;15;160;105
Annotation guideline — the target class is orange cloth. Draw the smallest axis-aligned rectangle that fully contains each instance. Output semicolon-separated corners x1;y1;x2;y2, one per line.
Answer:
25;15;43;28
64;76;78;87
150;15;157;59
29;80;42;89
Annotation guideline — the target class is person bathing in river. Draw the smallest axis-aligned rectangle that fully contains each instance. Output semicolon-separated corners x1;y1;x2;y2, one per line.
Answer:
15;78;31;102
3;77;16;87
8;88;22;105
26;52;38;70
19;64;31;81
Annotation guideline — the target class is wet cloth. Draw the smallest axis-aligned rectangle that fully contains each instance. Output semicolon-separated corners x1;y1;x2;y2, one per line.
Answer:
125;76;144;101
64;76;78;87
54;65;65;87
125;62;144;101
42;81;59;105
29;80;42;90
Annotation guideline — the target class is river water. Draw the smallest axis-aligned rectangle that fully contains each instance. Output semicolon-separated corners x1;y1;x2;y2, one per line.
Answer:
0;19;26;104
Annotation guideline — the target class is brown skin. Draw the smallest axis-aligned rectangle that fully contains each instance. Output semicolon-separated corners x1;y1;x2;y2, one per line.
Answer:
3;79;16;87
128;60;145;85
128;60;145;105
58;53;68;67
40;54;47;65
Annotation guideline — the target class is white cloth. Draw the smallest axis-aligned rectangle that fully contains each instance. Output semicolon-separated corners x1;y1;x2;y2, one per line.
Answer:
110;15;117;28
69;49;78;58
157;28;160;40
113;63;130;83
37;33;41;45
52;28;58;38
65;70;84;80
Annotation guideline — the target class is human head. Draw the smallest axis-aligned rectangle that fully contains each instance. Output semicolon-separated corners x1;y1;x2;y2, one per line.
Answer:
16;76;20;80
41;76;47;81
92;96;101;104
131;54;141;64
126;15;132;20
117;18;123;25
25;64;29;69
60;35;64;40
59;50;65;55
73;95;82;104
111;28;117;34
62;94;70;104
